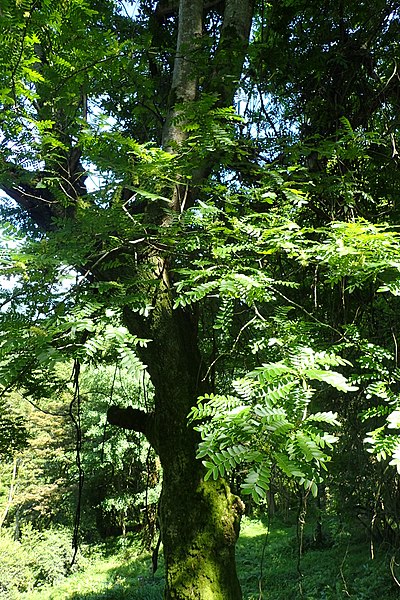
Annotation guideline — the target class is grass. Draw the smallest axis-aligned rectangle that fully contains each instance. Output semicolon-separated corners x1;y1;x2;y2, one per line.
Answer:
17;517;400;599
19;537;164;600
238;516;400;599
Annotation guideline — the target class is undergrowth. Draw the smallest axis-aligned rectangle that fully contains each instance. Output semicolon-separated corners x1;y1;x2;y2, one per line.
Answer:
2;517;399;599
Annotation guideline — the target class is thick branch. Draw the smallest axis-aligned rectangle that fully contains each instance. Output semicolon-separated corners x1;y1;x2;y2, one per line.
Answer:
206;0;254;106
0;158;83;231
107;406;158;451
161;0;255;210
0;181;56;230
162;0;203;151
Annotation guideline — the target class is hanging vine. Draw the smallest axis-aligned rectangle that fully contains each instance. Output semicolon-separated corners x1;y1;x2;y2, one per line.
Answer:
69;359;84;566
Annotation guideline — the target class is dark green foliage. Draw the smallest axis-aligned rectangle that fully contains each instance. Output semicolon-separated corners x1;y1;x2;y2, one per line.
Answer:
0;400;29;460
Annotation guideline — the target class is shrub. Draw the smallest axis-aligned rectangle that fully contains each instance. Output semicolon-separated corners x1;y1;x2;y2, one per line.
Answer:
0;530;36;598
0;524;82;597
20;524;80;586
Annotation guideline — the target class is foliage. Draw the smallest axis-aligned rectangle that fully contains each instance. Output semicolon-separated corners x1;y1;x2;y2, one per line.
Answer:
0;531;36;599
0;397;29;460
78;365;160;541
1;0;400;594
0;525;79;598
3;518;396;600
0;363;159;542
361;370;400;473
190;347;355;502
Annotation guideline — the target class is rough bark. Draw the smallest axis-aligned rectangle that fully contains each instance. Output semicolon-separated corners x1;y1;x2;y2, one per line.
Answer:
121;283;245;598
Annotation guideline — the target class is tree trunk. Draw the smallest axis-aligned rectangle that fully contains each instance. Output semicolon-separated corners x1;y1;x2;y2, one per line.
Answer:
108;0;254;594
149;3;252;591
161;467;243;599
0;457;20;530
118;289;245;598
158;383;243;599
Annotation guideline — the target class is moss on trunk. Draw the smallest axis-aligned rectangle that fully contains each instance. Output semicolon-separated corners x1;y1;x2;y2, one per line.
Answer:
121;294;244;599
161;468;244;599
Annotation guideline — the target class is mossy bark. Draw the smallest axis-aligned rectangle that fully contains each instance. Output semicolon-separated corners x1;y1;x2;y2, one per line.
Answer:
120;290;244;599
161;473;243;599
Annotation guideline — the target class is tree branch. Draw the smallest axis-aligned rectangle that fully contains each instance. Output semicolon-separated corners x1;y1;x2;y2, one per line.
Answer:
162;0;204;151
0;181;56;230
206;0;254;106
107;406;158;451
0;161;78;230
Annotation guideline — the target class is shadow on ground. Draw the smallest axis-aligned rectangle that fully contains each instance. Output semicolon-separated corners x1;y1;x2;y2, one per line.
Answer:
47;518;399;600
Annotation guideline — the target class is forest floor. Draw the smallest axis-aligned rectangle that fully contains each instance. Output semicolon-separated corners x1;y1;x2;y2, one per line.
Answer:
17;516;400;600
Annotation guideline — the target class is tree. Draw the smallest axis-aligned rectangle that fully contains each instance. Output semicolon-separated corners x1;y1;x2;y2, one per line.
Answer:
0;1;254;597
2;0;400;596
256;0;400;539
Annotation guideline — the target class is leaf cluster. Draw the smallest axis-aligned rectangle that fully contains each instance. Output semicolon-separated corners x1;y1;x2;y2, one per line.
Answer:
190;347;355;502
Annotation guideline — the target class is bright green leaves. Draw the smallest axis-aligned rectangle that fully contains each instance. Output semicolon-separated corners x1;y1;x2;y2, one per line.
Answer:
190;347;353;502
171;95;243;161
252;348;357;396
0;0;135;181
308;221;400;291
337;334;400;474
362;374;400;472
0;287;149;400
176;194;400;307
241;463;271;503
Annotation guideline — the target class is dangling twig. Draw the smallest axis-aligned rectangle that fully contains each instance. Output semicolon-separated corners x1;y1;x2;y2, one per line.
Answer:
296;488;309;597
258;509;271;599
